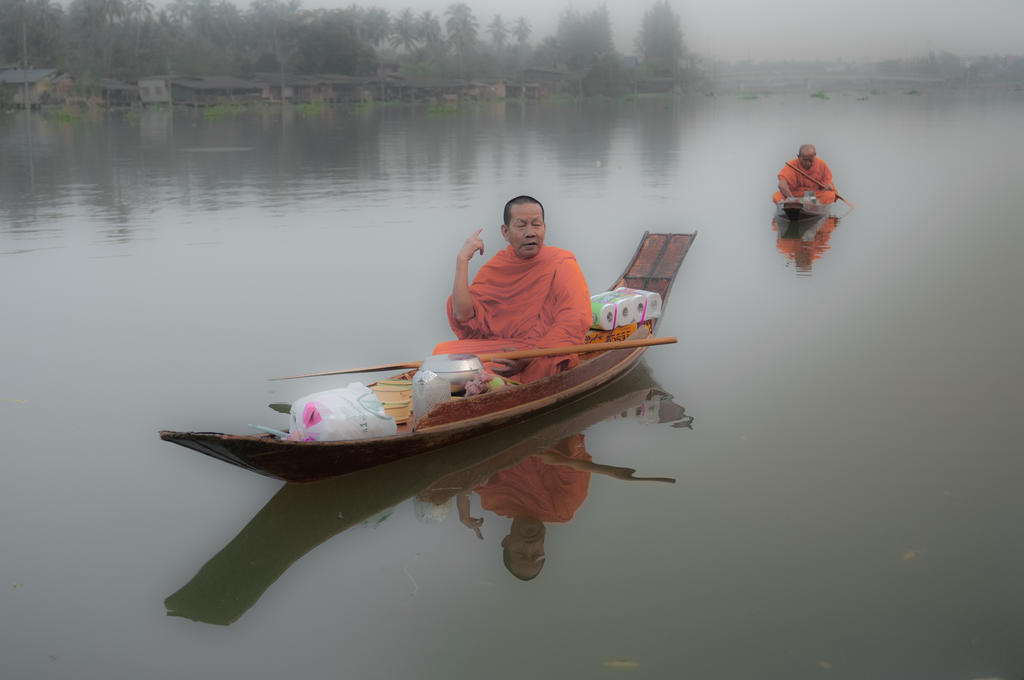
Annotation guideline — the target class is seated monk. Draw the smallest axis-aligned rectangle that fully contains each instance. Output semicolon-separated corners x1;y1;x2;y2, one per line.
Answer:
432;195;592;384
772;143;837;205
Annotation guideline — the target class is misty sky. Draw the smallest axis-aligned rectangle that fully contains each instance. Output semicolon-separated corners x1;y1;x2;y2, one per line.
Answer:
303;0;1022;62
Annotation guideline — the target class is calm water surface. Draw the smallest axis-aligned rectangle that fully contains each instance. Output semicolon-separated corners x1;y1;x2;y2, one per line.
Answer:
1;91;1022;679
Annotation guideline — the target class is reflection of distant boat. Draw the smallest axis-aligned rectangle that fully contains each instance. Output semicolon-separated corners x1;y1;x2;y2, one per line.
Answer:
164;363;691;626
772;214;841;275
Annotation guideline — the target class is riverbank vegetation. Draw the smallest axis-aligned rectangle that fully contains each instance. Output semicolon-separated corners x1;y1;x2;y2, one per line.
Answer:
0;0;695;98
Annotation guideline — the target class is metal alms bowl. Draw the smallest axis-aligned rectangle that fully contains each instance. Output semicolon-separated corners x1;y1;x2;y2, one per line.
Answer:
418;353;484;387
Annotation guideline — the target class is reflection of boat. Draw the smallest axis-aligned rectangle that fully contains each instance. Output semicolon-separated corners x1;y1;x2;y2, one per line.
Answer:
159;232;696;483
164;362;690;626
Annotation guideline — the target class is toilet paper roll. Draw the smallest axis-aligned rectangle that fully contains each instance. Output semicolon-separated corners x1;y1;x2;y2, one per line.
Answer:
591;301;617;330
614;287;662;322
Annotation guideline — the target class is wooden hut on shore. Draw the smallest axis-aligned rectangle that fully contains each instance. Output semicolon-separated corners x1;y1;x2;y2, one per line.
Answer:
0;68;72;108
138;76;262;106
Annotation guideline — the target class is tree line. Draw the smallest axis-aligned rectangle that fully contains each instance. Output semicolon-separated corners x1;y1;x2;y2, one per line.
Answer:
0;0;690;96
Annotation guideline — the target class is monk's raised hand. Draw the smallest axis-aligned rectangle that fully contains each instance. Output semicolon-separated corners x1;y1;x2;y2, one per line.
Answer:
458;228;485;263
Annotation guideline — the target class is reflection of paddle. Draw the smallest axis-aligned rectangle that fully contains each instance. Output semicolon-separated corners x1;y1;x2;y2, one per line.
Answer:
785;161;856;210
535;451;676;483
269;336;677;381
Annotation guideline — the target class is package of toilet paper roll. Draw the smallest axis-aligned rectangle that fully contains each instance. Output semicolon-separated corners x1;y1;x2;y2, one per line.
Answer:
613;287;662;322
589;291;643;329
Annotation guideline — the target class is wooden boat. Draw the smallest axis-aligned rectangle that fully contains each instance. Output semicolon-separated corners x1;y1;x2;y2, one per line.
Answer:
164;362;689;625
159;231;696;483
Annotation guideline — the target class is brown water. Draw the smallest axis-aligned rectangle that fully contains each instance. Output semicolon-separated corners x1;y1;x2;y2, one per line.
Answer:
1;91;1022;679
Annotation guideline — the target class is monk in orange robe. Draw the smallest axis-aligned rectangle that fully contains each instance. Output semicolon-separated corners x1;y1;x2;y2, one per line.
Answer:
772;143;837;205
433;195;592;384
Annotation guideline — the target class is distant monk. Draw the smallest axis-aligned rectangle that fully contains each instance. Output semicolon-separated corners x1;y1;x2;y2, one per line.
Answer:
772;144;837;205
432;195;592;384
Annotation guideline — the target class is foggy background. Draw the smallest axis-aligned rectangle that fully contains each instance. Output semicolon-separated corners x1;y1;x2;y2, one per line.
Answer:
281;0;1022;62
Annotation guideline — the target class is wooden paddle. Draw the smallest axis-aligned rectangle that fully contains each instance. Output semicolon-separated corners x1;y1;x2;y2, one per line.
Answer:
784;161;855;210
269;336;677;381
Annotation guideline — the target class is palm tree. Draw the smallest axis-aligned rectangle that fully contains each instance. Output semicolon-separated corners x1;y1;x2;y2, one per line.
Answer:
6;0;65;67
166;0;189;26
513;16;531;49
359;7;390;48
249;0;302;84
390;8;418;54
100;0;126;25
125;0;153;60
189;0;216;42
418;10;443;55
487;14;507;53
444;3;476;76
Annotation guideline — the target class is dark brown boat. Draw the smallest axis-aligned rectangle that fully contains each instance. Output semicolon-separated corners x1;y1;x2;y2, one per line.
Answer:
159;231;696;482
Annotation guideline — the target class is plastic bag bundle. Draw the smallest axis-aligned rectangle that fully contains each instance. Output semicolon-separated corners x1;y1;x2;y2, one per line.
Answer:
288;383;397;442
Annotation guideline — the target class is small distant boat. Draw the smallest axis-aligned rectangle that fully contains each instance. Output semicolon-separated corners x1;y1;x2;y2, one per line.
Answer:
776;197;831;223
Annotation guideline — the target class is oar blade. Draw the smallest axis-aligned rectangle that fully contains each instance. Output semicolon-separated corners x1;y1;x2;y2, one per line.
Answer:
269;361;422;381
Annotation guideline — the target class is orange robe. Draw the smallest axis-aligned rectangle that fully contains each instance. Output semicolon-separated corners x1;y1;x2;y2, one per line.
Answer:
476;434;591;522
772;157;836;204
434;244;592;384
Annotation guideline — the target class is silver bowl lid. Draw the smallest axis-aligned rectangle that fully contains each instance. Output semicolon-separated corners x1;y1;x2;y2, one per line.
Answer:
418;354;484;386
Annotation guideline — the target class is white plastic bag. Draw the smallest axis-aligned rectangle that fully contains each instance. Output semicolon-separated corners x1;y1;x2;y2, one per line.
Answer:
288;383;397;442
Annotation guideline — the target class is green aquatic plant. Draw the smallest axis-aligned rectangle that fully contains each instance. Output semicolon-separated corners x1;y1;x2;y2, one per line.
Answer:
810;90;829;100
545;92;578;107
53;107;83;123
124;110;141;126
427;100;459;115
203;103;249;121
905;89;921;96
740;93;759;100
293;101;326;117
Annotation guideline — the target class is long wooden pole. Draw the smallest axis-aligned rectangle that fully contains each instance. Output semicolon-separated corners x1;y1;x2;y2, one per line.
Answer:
785;161;855;210
269;336;677;381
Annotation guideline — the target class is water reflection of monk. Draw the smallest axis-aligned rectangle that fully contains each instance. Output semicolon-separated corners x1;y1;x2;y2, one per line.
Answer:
417;433;672;581
773;216;840;273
